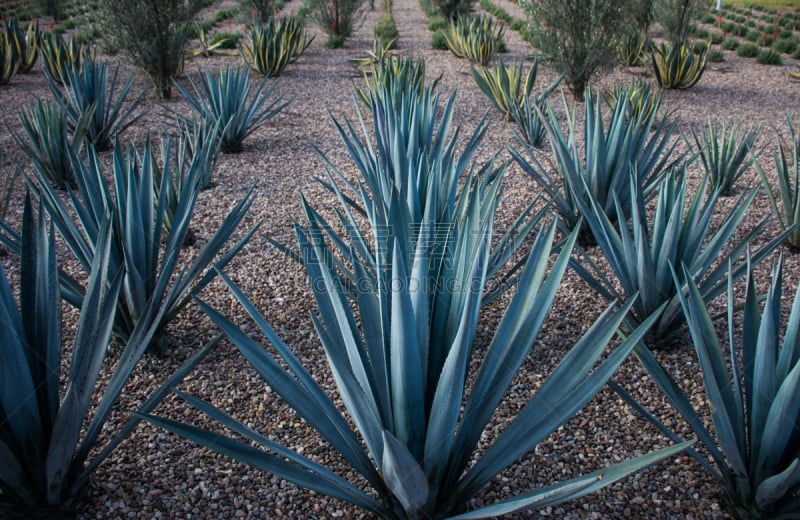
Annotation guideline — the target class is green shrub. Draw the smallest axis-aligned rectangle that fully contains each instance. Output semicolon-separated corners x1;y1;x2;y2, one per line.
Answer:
0;29;19;86
737;42;760;57
211;30;242;49
746;29;760;41
32;0;65;20
509;18;525;31
722;20;736;32
523;0;631;100
617;28;649;66
470;57;559;120
431;29;447;49
374;10;398;46
39;31;92;85
174;66;289;153
603;77;665;124
693;27;709;39
771;37;796;54
432;0;475;21
757;48;782;64
709;31;724;44
4;16;39;73
708;49;724;62
759;34;774;47
620;259;800;518
721;37;739;50
101;0;203;98
427;15;446;31
144;75;687;520
734;23;749;36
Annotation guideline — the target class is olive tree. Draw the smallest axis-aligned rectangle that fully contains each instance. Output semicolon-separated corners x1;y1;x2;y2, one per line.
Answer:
102;0;204;98
520;0;634;101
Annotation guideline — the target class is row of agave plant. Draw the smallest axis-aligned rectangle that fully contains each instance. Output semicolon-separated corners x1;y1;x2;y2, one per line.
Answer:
0;50;799;519
0;11;315;89
437;10;708;92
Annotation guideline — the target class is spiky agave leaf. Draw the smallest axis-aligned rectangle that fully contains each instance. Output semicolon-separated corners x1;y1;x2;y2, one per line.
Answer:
755;111;800;250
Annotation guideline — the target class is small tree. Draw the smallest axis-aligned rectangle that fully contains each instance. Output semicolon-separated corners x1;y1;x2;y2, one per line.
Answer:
101;0;204;99
521;0;633;101
32;0;64;21
241;0;275;22
655;0;700;42
306;0;364;48
632;0;655;32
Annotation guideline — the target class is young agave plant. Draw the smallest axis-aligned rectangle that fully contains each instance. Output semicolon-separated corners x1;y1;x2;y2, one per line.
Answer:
48;58;146;151
0;30;20;85
240;17;313;77
512;87;681;245
443;14;504;65
4;16;39;73
755;111;800;250
144;78;690;518
3;137;257;353
39;30;90;87
14;98;93;189
0;197;215;512
355;53;434;106
173;65;289;153
649;40;708;89
618;258;800;518
689;116;759;196
573;169;784;348
470;58;537;119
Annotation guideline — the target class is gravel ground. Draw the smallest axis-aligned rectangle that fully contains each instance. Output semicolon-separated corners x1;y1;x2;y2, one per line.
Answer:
1;0;799;518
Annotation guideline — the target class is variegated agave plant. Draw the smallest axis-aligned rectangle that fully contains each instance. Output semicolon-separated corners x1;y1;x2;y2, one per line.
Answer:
145;67;689;518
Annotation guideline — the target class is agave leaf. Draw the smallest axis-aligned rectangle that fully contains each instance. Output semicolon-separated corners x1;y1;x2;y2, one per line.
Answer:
754;459;800;511
196;272;384;486
381;430;429;514
144;412;386;514
46;216;120;502
451;440;693;519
